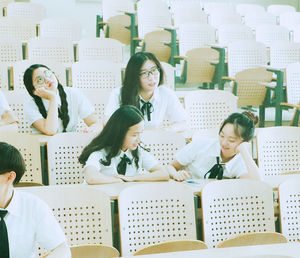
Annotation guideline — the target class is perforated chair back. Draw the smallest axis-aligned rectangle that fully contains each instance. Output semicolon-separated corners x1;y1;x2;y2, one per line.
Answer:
256;127;300;178
209;11;242;29
12;60;67;90
0;63;7;90
6;2;45;22
178;23;216;56
291;27;300;43
0;17;36;41
279;178;300;242
118;183;197;256
47;132;97;185
137;0;172;39
141;130;186;165
71;244;120;258
102;0;134;22
244;12;277;30
28;37;74;64
267;5;296;17
0;0;13;17
280;12;300;30
201;179;275;248
236;4;265;16
0;132;42;184
160;62;175;90
78;38;123;63
184;90;237;132
3;89;31;133
133;240;207;256
0;39;22;63
71;60;121;89
217;232;287;248
185;47;219;83
76;89;111;132
172;2;207;28
218;24;254;47
21;185;113;246
256;25;290;47
203;2;235;16
286;62;300;106
234;67;273;107
270;41;300;69
39;18;81;41
228;40;267;77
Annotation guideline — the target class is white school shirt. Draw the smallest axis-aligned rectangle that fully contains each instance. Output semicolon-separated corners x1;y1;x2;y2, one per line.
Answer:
84;147;159;176
175;138;248;179
104;86;187;128
2;190;66;258
0;90;10;117
24;87;94;133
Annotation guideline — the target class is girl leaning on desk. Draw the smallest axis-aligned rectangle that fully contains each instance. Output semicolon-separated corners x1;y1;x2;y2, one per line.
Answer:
167;111;261;181
78;105;169;185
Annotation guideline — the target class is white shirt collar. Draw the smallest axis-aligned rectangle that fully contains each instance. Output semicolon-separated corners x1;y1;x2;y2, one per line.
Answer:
4;190;21;217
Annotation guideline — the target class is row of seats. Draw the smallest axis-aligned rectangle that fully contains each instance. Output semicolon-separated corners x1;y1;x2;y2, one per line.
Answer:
1;126;299;185
18;179;300;256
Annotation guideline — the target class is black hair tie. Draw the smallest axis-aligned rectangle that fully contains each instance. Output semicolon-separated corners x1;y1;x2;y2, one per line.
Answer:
140;99;154;121
204;157;224;180
117;154;132;175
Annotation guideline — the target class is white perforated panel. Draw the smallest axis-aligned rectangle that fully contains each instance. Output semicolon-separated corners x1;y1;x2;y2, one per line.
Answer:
118;183;196;255
257;127;300;177
270;42;300;69
286;63;300;106
279;179;300;242
256;25;290;48
185;90;237;131
202;180;275;248
218;24;254;47
7;2;46;22
0;40;22;63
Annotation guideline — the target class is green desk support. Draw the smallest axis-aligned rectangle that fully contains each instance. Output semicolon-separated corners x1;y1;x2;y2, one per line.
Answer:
164;27;178;67
211;46;226;90
96;15;105;38
125;12;138;56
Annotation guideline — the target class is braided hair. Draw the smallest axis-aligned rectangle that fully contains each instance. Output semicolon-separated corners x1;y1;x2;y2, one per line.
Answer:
23;64;70;132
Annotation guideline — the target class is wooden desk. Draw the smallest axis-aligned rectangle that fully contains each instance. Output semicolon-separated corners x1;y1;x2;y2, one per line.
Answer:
120;243;300;258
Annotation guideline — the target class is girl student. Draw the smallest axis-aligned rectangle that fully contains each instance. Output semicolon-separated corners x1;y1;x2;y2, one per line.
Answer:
167;112;261;181
104;52;187;132
23;64;102;135
79;105;169;184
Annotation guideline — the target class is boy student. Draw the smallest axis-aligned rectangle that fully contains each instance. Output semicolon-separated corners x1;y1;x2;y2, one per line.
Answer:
0;142;71;258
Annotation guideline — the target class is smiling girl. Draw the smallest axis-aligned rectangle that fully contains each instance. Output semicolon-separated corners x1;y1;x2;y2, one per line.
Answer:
23;64;102;135
167;112;261;181
104;52;187;132
79;105;169;184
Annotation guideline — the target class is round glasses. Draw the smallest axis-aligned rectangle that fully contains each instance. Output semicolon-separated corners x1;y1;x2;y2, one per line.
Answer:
34;70;54;86
139;67;160;79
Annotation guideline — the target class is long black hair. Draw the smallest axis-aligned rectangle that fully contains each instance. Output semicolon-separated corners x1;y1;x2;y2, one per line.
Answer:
23;64;70;132
79;105;144;168
121;52;165;108
219;111;259;142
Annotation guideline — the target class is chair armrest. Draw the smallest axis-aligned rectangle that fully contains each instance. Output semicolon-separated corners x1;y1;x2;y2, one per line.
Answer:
222;76;235;82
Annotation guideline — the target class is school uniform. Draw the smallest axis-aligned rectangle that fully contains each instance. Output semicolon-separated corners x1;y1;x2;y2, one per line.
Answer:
24;87;94;133
84;147;159;176
0;90;10;117
104;86;186;128
175;138;248;179
2;190;66;258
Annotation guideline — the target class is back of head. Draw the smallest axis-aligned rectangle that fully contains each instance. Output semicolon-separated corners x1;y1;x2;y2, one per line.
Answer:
0;142;25;184
219;111;259;141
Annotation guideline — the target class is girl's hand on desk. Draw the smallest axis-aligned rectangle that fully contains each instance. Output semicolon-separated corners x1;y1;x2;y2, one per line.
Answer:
173;170;192;182
116;175;135;182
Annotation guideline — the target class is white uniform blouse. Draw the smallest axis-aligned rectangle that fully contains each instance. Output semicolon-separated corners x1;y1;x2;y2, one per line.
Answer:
3;190;66;258
84;147;159;176
24;87;94;133
175;138;248;179
104;86;187;128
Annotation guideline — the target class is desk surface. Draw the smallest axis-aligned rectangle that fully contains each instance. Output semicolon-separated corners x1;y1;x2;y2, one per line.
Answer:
120;243;300;258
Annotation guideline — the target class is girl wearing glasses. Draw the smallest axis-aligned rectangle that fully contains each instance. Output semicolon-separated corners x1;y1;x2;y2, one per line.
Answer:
23;64;102;135
79;105;169;184
167;112;261;181
0;90;18;132
104;52;187;132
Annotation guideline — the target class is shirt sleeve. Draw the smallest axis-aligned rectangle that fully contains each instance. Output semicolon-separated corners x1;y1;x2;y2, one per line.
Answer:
24;99;44;126
175;140;200;166
225;154;249;178
140;149;159;171
0;90;10;117
35;198;67;251
164;87;187;123
73;88;95;119
104;88;121;119
84;151;103;171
